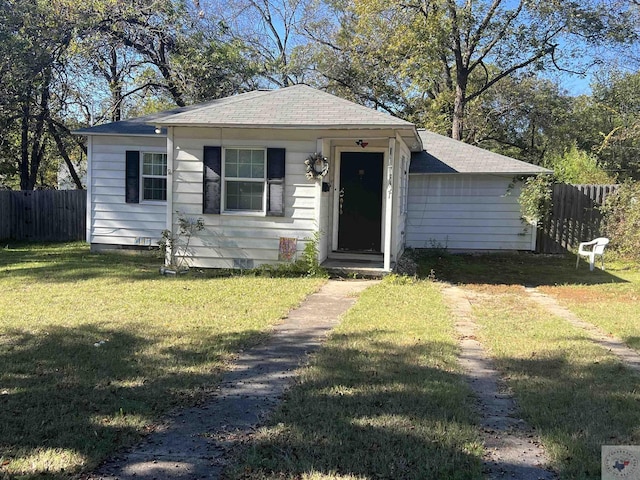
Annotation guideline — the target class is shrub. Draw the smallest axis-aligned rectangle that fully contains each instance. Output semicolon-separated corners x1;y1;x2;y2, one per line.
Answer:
545;144;616;184
518;174;554;225
601;181;640;261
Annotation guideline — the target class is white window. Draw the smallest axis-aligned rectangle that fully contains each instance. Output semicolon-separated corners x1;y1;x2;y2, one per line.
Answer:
142;152;167;201
223;148;266;212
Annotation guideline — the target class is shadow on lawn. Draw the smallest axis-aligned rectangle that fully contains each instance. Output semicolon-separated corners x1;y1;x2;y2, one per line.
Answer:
0;243;241;284
0;243;163;283
413;250;628;287
0;323;263;476
231;332;640;480
492;352;640;479
231;331;484;480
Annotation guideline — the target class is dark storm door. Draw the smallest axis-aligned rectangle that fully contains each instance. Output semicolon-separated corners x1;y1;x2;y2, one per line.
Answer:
337;152;384;251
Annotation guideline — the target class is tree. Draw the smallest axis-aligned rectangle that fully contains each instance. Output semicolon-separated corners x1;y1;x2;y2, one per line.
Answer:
589;70;640;180
0;0;84;190
313;0;637;140
546;143;616;184
466;75;575;164
82;0;253;108
206;0;320;88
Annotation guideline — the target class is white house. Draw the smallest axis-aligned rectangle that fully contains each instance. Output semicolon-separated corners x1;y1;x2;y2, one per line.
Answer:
74;84;549;272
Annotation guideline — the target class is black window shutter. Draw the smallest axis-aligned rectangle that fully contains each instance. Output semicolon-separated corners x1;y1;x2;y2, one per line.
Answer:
203;146;222;214
125;150;140;203
267;148;285;216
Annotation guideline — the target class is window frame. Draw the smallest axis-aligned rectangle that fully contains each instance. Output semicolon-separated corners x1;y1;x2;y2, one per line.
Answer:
140;152;168;203
221;147;268;215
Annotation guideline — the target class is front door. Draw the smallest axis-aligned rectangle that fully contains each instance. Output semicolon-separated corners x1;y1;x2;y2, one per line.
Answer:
337;152;384;251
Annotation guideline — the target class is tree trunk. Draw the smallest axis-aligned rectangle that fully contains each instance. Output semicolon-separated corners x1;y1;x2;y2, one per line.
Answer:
19;100;30;190
109;46;123;122
28;70;52;189
48;119;84;189
451;83;466;141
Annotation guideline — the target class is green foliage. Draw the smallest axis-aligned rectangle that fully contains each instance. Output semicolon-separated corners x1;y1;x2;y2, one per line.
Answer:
590;71;640;180
159;214;205;271
0;0;83;190
250;231;327;278
518;175;554;225
312;0;634;141
301;231;325;277
601;181;640;261
471;75;575;164
545;143;616;184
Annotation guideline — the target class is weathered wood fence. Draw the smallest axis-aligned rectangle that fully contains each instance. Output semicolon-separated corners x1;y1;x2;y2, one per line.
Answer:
536;184;619;254
0;190;86;242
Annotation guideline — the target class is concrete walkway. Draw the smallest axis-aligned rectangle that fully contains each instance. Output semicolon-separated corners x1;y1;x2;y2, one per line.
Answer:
442;285;557;480
524;287;640;374
90;279;377;480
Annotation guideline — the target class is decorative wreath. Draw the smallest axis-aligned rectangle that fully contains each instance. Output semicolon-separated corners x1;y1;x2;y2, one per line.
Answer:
304;153;329;180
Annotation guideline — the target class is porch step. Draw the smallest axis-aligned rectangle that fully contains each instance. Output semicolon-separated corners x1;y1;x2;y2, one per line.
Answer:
322;256;391;279
327;251;384;262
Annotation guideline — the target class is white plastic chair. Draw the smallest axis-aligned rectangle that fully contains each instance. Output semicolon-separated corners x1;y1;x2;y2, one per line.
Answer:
576;237;609;271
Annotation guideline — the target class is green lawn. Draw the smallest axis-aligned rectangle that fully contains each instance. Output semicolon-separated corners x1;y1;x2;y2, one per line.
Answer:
226;278;484;480
0;243;323;478
538;268;640;350
3;244;639;480
470;289;640;479
414;250;640;479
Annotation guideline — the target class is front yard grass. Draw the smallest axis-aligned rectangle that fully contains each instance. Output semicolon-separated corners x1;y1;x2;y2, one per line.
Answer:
0;243;323;478
538;269;640;351
470;289;640;479
415;250;640;479
226;278;484;480
4;244;639;480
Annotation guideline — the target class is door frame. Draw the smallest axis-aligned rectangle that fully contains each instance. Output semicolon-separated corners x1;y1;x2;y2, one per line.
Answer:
331;147;388;253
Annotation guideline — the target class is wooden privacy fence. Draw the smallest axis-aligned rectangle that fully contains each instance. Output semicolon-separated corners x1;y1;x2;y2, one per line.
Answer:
0;190;86;242
536;184;619;254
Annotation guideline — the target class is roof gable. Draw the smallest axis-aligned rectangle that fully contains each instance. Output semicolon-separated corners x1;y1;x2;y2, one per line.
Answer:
410;130;550;175
151;84;415;128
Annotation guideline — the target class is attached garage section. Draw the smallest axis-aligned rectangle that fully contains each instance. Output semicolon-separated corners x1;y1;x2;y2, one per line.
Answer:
405;129;550;252
406;174;535;251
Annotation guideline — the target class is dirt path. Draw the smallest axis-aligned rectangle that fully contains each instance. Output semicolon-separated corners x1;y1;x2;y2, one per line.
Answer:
90;279;378;480
442;285;557;480
524;287;640;374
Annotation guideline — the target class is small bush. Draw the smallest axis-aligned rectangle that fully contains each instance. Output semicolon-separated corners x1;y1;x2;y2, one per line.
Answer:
601;181;640;261
518;174;554;225
249;232;327;278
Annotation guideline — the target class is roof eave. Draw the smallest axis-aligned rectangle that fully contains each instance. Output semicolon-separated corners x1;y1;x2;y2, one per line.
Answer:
72;131;167;138
149;121;414;129
410;169;552;175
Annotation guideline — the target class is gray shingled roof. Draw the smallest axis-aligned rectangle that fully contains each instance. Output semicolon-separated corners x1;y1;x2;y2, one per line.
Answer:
74;86;419;145
73;118;164;136
410;130;551;175
151;84;415;129
70;95;257;136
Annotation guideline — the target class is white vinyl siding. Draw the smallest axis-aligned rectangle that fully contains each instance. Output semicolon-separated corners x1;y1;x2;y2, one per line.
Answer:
170;127;318;269
406;174;536;251
89;136;167;247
